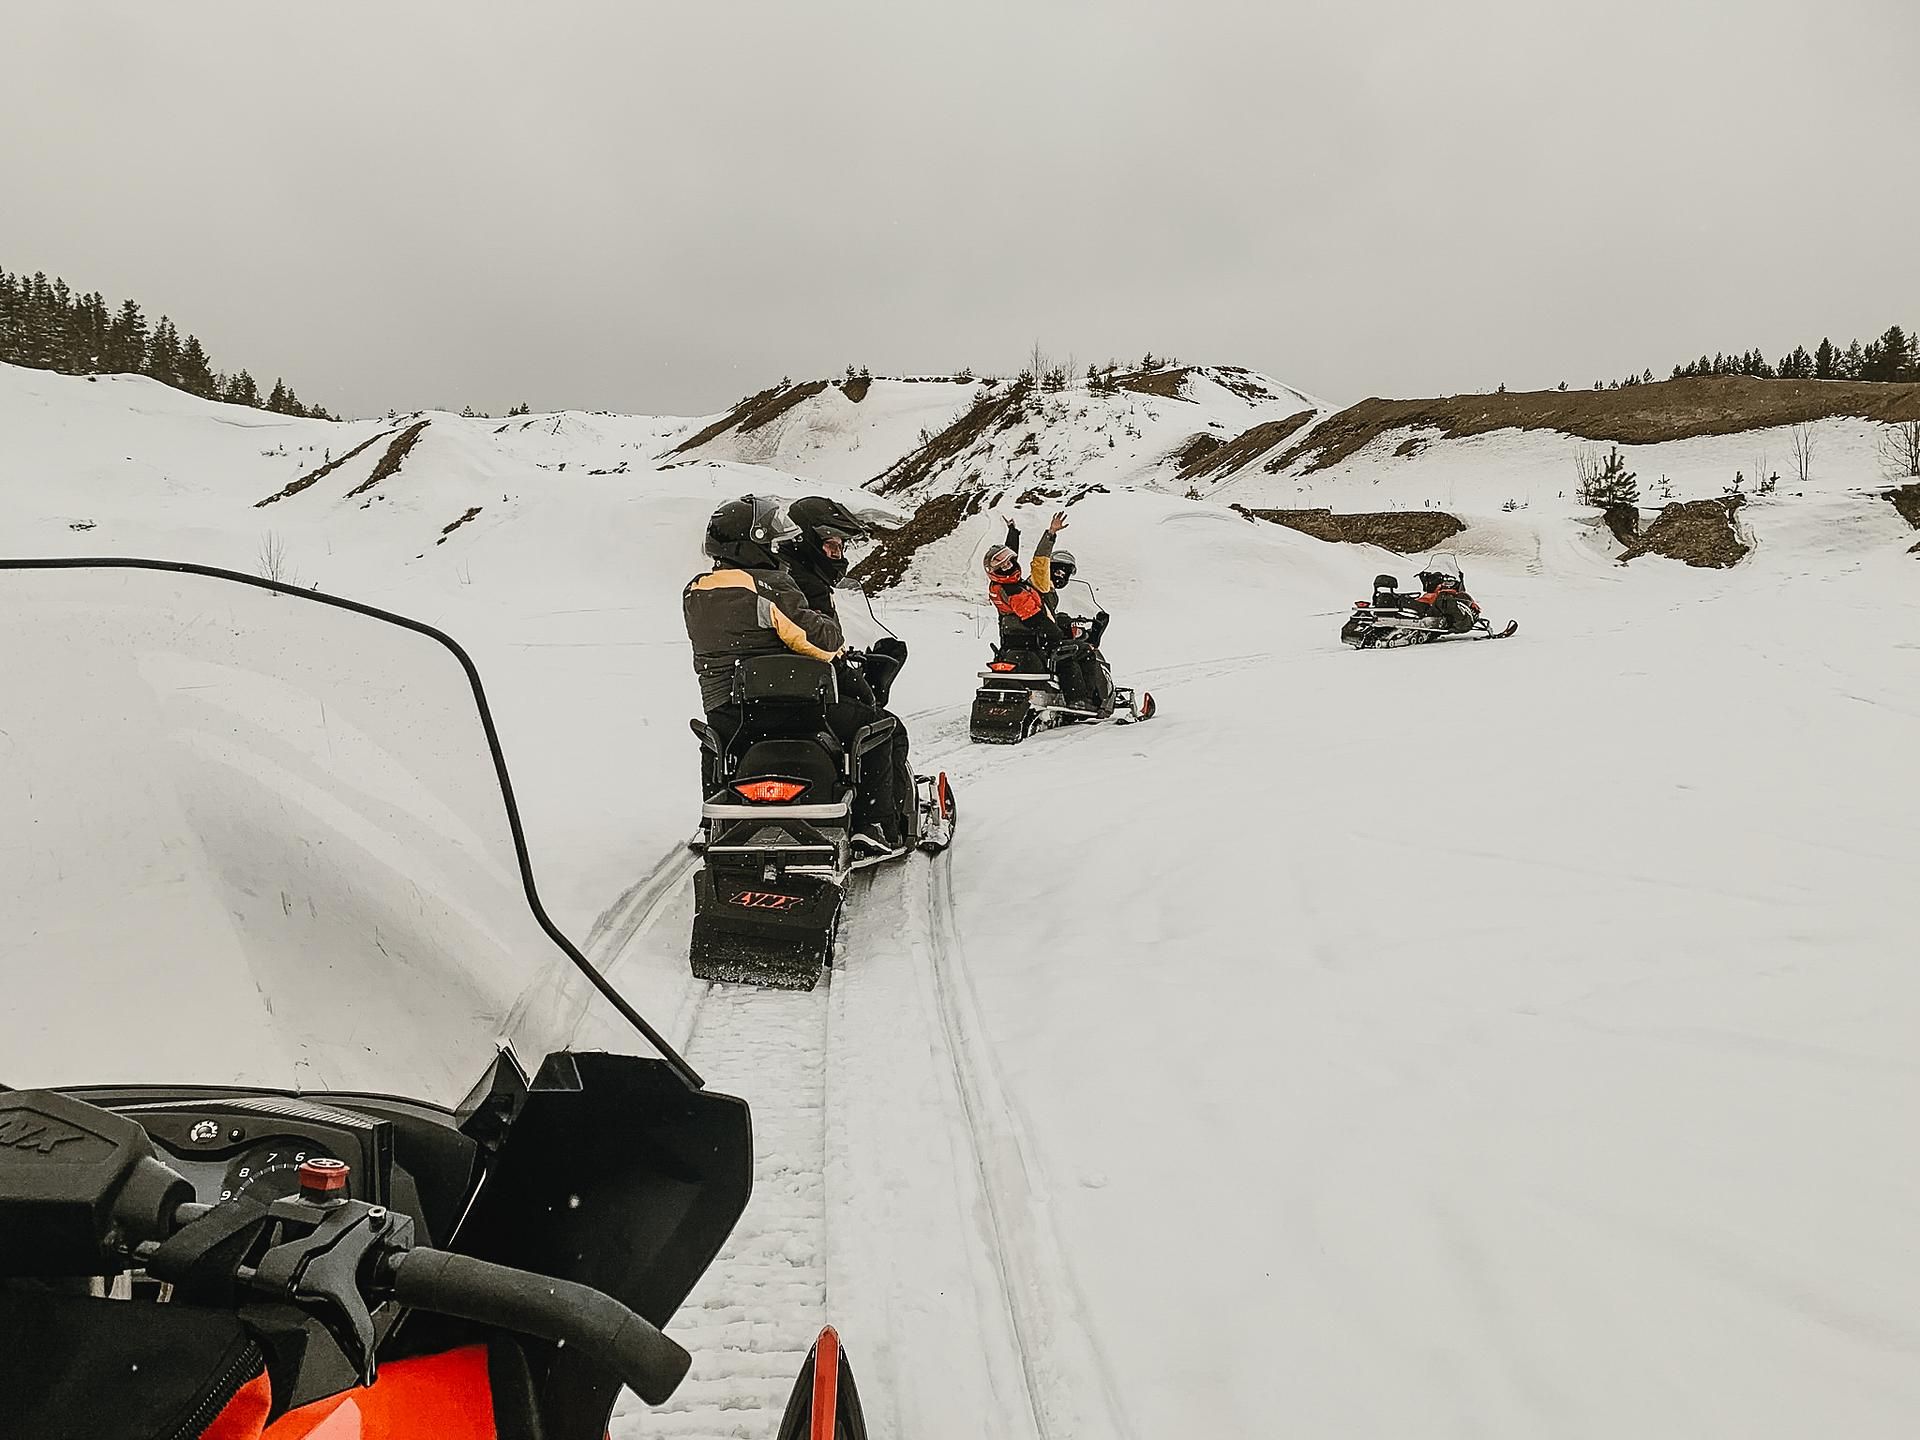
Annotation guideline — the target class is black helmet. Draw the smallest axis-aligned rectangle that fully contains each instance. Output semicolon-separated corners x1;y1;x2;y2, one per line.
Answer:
1050;549;1077;585
788;496;870;548
705;494;797;570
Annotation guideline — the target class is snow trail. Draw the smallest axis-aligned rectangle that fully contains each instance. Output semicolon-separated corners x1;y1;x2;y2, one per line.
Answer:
924;853;1137;1440
616;981;831;1440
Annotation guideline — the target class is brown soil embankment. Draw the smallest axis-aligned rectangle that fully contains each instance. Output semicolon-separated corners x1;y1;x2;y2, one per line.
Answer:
1235;506;1466;553
1274;377;1920;475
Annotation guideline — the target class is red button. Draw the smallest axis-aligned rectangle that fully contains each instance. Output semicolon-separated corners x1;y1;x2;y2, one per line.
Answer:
299;1157;351;1200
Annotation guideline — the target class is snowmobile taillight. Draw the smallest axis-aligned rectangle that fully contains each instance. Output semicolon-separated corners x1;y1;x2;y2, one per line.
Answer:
298;1156;351;1202
989;661;1016;672
733;778;809;803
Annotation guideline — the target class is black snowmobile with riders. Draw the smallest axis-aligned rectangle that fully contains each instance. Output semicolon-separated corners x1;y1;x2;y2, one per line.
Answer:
0;557;880;1440
969;512;1154;745
684;496;955;991
1339;553;1518;650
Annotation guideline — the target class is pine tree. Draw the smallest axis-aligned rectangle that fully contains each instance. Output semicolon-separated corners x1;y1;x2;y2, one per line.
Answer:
178;335;216;397
1876;324;1913;382
76;292;110;371
1841;339;1865;380
0;269;18;361
226;369;260;406
1814;338;1836;379
268;378;290;413
22;273;60;367
146;317;182;387
104;299;148;374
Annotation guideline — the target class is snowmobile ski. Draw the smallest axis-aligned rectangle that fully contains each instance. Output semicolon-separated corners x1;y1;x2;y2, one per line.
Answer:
917;771;957;853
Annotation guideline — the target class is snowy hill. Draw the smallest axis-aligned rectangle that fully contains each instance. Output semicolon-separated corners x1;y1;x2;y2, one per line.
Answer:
670;365;1331;507
6;358;1920;1437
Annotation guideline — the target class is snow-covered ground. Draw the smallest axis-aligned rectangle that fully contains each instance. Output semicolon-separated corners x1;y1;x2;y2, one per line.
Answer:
5;361;1919;1436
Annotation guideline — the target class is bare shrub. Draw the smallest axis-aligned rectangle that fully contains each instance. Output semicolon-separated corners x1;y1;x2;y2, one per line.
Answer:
1789;424;1815;484
257;530;295;584
1880;420;1920;480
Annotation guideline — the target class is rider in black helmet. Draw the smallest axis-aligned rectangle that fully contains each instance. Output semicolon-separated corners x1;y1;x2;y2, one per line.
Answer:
684;494;914;852
780;496;909;708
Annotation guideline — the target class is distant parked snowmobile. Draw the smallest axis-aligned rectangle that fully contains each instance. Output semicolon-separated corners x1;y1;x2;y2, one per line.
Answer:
1340;555;1517;649
970;577;1155;743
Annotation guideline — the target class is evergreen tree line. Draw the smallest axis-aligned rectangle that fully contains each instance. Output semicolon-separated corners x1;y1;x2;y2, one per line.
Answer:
1655;324;1916;386
0;265;332;419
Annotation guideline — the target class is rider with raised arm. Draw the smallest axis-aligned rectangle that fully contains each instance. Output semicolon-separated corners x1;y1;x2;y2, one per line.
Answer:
984;509;1108;715
684;495;913;853
1002;513;1110;650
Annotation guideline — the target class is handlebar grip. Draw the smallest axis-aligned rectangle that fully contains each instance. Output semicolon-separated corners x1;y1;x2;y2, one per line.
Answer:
388;1248;691;1404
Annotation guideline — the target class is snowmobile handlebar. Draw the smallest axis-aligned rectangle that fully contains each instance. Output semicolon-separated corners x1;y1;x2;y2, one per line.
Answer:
0;1088;693;1405
386;1246;691;1404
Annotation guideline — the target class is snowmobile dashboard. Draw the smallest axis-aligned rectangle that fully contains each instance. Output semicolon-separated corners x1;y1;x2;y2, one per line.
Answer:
51;1084;481;1250
0;1085;696;1412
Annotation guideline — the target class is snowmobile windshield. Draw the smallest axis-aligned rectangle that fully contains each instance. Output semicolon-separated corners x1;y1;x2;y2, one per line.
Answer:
1054;578;1101;619
832;579;894;652
0;561;678;1111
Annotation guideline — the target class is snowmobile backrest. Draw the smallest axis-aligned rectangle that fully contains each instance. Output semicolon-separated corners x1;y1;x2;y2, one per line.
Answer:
732;654;838;705
1373;574;1399;594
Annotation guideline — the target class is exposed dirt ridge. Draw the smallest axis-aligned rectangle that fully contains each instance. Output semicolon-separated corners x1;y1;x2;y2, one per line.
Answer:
255;426;396;507
848;491;985;591
346;420;431;498
1178;410;1317;481
1274;376;1920;475
436;505;482;544
671;380;831;454
1235;506;1466;553
872;385;1026;496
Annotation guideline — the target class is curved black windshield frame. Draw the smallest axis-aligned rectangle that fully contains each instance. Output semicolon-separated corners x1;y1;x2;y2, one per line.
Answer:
0;556;700;1089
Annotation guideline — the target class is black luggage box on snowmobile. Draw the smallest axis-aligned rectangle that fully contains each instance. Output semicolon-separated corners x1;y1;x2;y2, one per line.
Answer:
970;642;1056;744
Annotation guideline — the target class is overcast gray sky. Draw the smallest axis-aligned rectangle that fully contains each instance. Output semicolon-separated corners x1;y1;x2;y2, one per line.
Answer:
5;0;1916;418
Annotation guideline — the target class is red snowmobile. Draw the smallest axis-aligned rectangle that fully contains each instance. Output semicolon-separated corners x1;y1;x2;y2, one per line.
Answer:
0;560;869;1439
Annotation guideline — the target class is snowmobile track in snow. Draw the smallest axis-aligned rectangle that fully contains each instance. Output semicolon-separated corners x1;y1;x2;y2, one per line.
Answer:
923;852;1136;1440
583;844;699;971
614;977;833;1440
600;700;1149;1436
